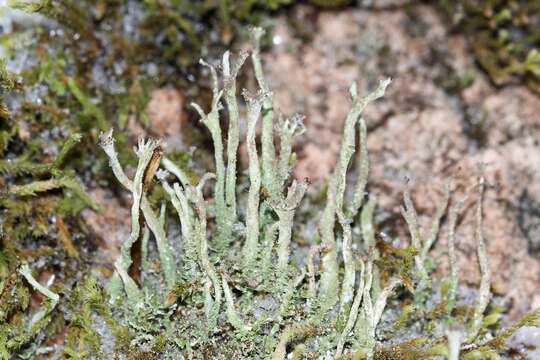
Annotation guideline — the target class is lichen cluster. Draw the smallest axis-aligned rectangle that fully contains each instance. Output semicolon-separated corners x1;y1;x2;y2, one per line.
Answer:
1;2;540;357
0;0;315;265
32;28;533;358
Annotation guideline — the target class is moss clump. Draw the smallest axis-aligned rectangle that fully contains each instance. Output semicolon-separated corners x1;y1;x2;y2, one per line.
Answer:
439;0;540;94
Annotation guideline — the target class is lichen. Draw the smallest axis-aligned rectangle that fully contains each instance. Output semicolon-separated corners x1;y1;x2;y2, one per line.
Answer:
56;28;536;358
2;2;539;357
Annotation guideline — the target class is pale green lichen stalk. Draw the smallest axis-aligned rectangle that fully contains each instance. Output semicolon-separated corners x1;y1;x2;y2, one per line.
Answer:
318;79;391;316
468;173;492;342
242;89;265;266
401;183;448;305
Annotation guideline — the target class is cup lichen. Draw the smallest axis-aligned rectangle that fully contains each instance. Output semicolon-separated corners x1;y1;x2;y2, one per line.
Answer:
2;18;539;358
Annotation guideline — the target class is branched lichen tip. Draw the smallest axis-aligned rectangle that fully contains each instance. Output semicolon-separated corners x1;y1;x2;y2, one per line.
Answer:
98;128;115;148
374;77;392;99
349;82;358;100
156;169;169;181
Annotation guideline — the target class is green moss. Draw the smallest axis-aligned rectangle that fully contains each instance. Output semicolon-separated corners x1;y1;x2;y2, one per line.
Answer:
375;242;417;292
62;276;104;359
438;0;540;94
309;0;351;8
